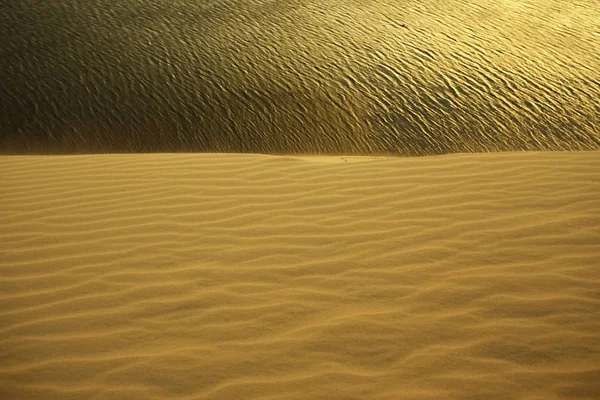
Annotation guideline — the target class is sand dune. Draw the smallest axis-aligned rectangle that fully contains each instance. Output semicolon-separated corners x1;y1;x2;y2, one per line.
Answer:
1;152;599;399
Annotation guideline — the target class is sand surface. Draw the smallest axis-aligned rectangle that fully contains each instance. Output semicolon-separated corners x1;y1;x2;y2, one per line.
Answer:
1;152;599;400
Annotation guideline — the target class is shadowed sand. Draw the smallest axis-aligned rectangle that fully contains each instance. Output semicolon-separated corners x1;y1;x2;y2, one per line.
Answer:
1;152;599;399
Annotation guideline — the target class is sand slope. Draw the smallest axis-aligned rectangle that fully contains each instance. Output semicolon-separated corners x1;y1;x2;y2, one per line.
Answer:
1;152;599;400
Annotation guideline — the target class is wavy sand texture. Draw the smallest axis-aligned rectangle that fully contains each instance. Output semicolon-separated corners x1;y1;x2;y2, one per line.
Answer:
1;152;599;400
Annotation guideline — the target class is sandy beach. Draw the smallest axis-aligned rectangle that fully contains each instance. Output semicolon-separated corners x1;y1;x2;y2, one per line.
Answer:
1;152;599;399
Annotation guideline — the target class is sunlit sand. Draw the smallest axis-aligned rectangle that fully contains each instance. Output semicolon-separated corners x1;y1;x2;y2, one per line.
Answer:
1;152;599;399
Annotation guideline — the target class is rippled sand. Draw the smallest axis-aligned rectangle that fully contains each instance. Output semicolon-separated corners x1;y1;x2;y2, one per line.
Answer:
1;0;599;154
1;152;599;399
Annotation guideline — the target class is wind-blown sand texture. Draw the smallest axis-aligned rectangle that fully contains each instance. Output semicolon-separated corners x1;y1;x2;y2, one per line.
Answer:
2;0;599;154
1;152;599;400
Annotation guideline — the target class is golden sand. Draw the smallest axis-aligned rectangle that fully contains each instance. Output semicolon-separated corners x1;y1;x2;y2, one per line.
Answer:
1;152;599;399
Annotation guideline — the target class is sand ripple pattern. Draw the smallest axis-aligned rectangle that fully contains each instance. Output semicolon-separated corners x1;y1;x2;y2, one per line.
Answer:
1;152;599;399
1;0;599;154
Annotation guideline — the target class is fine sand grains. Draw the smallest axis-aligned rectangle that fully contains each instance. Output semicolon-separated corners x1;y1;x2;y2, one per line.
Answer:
1;152;599;399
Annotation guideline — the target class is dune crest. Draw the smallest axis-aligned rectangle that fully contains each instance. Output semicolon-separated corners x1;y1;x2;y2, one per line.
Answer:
1;152;599;399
